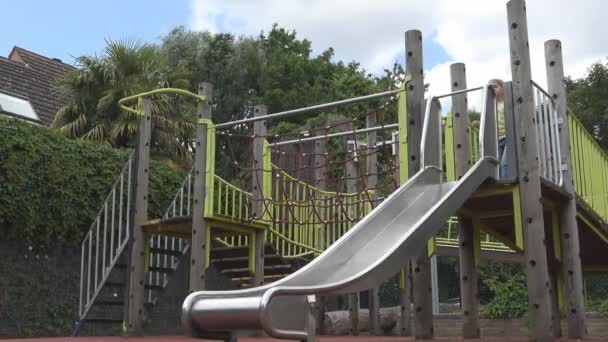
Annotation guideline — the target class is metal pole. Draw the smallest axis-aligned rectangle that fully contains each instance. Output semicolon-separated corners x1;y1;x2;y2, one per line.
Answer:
215;89;401;129
434;86;483;99
272;123;399;147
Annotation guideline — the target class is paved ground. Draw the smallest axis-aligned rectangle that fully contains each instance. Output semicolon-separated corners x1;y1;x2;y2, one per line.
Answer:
5;336;601;341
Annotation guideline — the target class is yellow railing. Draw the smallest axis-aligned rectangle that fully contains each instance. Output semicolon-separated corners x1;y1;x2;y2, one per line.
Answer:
569;111;608;223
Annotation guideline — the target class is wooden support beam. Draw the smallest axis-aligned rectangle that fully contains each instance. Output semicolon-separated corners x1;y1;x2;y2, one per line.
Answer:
366;112;380;336
506;1;555;340
545;39;586;338
394;137;412;336
252;105;268;287
189;82;213;293
450;63;480;338
314;132;328;335
405;29;433;340
346;150;360;336
125;98;152;335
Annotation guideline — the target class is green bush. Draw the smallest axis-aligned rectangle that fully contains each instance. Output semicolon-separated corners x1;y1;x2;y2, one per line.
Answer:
0;118;187;336
0;117;187;250
480;261;529;319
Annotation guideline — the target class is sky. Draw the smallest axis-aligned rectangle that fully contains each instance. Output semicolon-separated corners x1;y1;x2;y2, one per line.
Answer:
2;0;607;109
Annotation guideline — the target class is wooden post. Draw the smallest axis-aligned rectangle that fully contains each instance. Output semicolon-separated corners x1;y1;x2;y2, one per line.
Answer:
394;135;412;336
405;29;433;340
545;39;586;338
189;83;213;293
365;112;381;335
450;63;480;338
506;1;554;340
314;134;328;334
346;143;359;335
125;98;152;335
252;105;268;286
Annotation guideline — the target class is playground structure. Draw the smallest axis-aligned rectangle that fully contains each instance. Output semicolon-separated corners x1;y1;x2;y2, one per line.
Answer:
73;0;608;341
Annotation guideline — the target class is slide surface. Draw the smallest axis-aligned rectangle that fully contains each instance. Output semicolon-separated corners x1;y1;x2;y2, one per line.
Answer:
182;157;497;340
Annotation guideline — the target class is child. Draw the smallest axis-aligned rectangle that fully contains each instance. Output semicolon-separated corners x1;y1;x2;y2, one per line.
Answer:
472;79;508;177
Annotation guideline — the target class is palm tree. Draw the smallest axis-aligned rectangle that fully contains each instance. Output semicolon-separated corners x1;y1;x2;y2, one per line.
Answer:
52;39;196;157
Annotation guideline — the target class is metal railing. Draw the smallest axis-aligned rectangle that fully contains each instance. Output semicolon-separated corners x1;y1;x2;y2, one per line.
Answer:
79;152;134;319
146;167;194;304
532;81;564;186
569;111;608;223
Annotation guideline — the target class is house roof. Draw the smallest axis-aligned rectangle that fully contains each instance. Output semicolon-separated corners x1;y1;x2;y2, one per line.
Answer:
0;47;74;126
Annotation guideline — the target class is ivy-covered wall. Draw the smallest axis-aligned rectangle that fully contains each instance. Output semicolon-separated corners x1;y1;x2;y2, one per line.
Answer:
0;118;187;337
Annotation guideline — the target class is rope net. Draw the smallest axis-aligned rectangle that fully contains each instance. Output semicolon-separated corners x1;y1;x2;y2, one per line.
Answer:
213;99;401;257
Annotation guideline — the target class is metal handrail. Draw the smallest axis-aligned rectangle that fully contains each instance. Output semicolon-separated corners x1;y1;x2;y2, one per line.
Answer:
118;88;206;116
78;151;134;319
531;80;564;186
214;88;405;129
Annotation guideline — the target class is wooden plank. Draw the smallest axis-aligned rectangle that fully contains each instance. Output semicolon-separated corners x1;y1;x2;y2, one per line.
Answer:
251;105;267;286
405;29;433;340
125;98;152;335
189;82;212;293
545;39;586;337
506;1;555;340
451;62;480;338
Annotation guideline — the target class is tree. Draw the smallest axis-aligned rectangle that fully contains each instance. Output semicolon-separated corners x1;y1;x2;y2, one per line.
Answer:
566;59;608;150
52;39;195;157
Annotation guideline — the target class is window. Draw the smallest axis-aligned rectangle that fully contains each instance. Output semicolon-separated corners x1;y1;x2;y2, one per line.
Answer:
0;91;40;123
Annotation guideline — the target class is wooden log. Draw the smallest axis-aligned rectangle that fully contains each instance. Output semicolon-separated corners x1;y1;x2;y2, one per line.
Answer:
405;29;434;340
189;82;213;293
545;39;586;338
506;1;555;340
451;62;480;338
346;148;360;335
366;111;381;335
251;105;268;286
125;97;152;335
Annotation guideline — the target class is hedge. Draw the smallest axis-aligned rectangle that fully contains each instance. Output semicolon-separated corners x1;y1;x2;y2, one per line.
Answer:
0;118;187;337
0;117;187;250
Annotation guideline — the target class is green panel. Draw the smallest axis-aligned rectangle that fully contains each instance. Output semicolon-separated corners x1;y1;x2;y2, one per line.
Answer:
397;82;409;183
512;186;524;250
444;113;456;182
203;119;216;218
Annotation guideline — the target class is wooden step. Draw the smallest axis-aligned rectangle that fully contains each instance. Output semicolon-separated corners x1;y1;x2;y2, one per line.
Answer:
149;247;183;257
85;318;123;324
148;266;174;273
145;284;164;291
211;254;285;269
94;299;124;306
221;264;292;278
210;244;276;259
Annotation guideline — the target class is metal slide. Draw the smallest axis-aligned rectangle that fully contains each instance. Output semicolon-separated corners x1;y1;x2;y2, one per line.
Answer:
182;84;500;341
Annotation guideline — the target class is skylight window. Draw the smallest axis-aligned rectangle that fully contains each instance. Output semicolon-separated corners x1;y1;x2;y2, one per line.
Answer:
0;91;40;123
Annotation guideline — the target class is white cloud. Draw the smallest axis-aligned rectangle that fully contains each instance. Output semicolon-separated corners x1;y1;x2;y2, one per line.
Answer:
190;0;607;110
